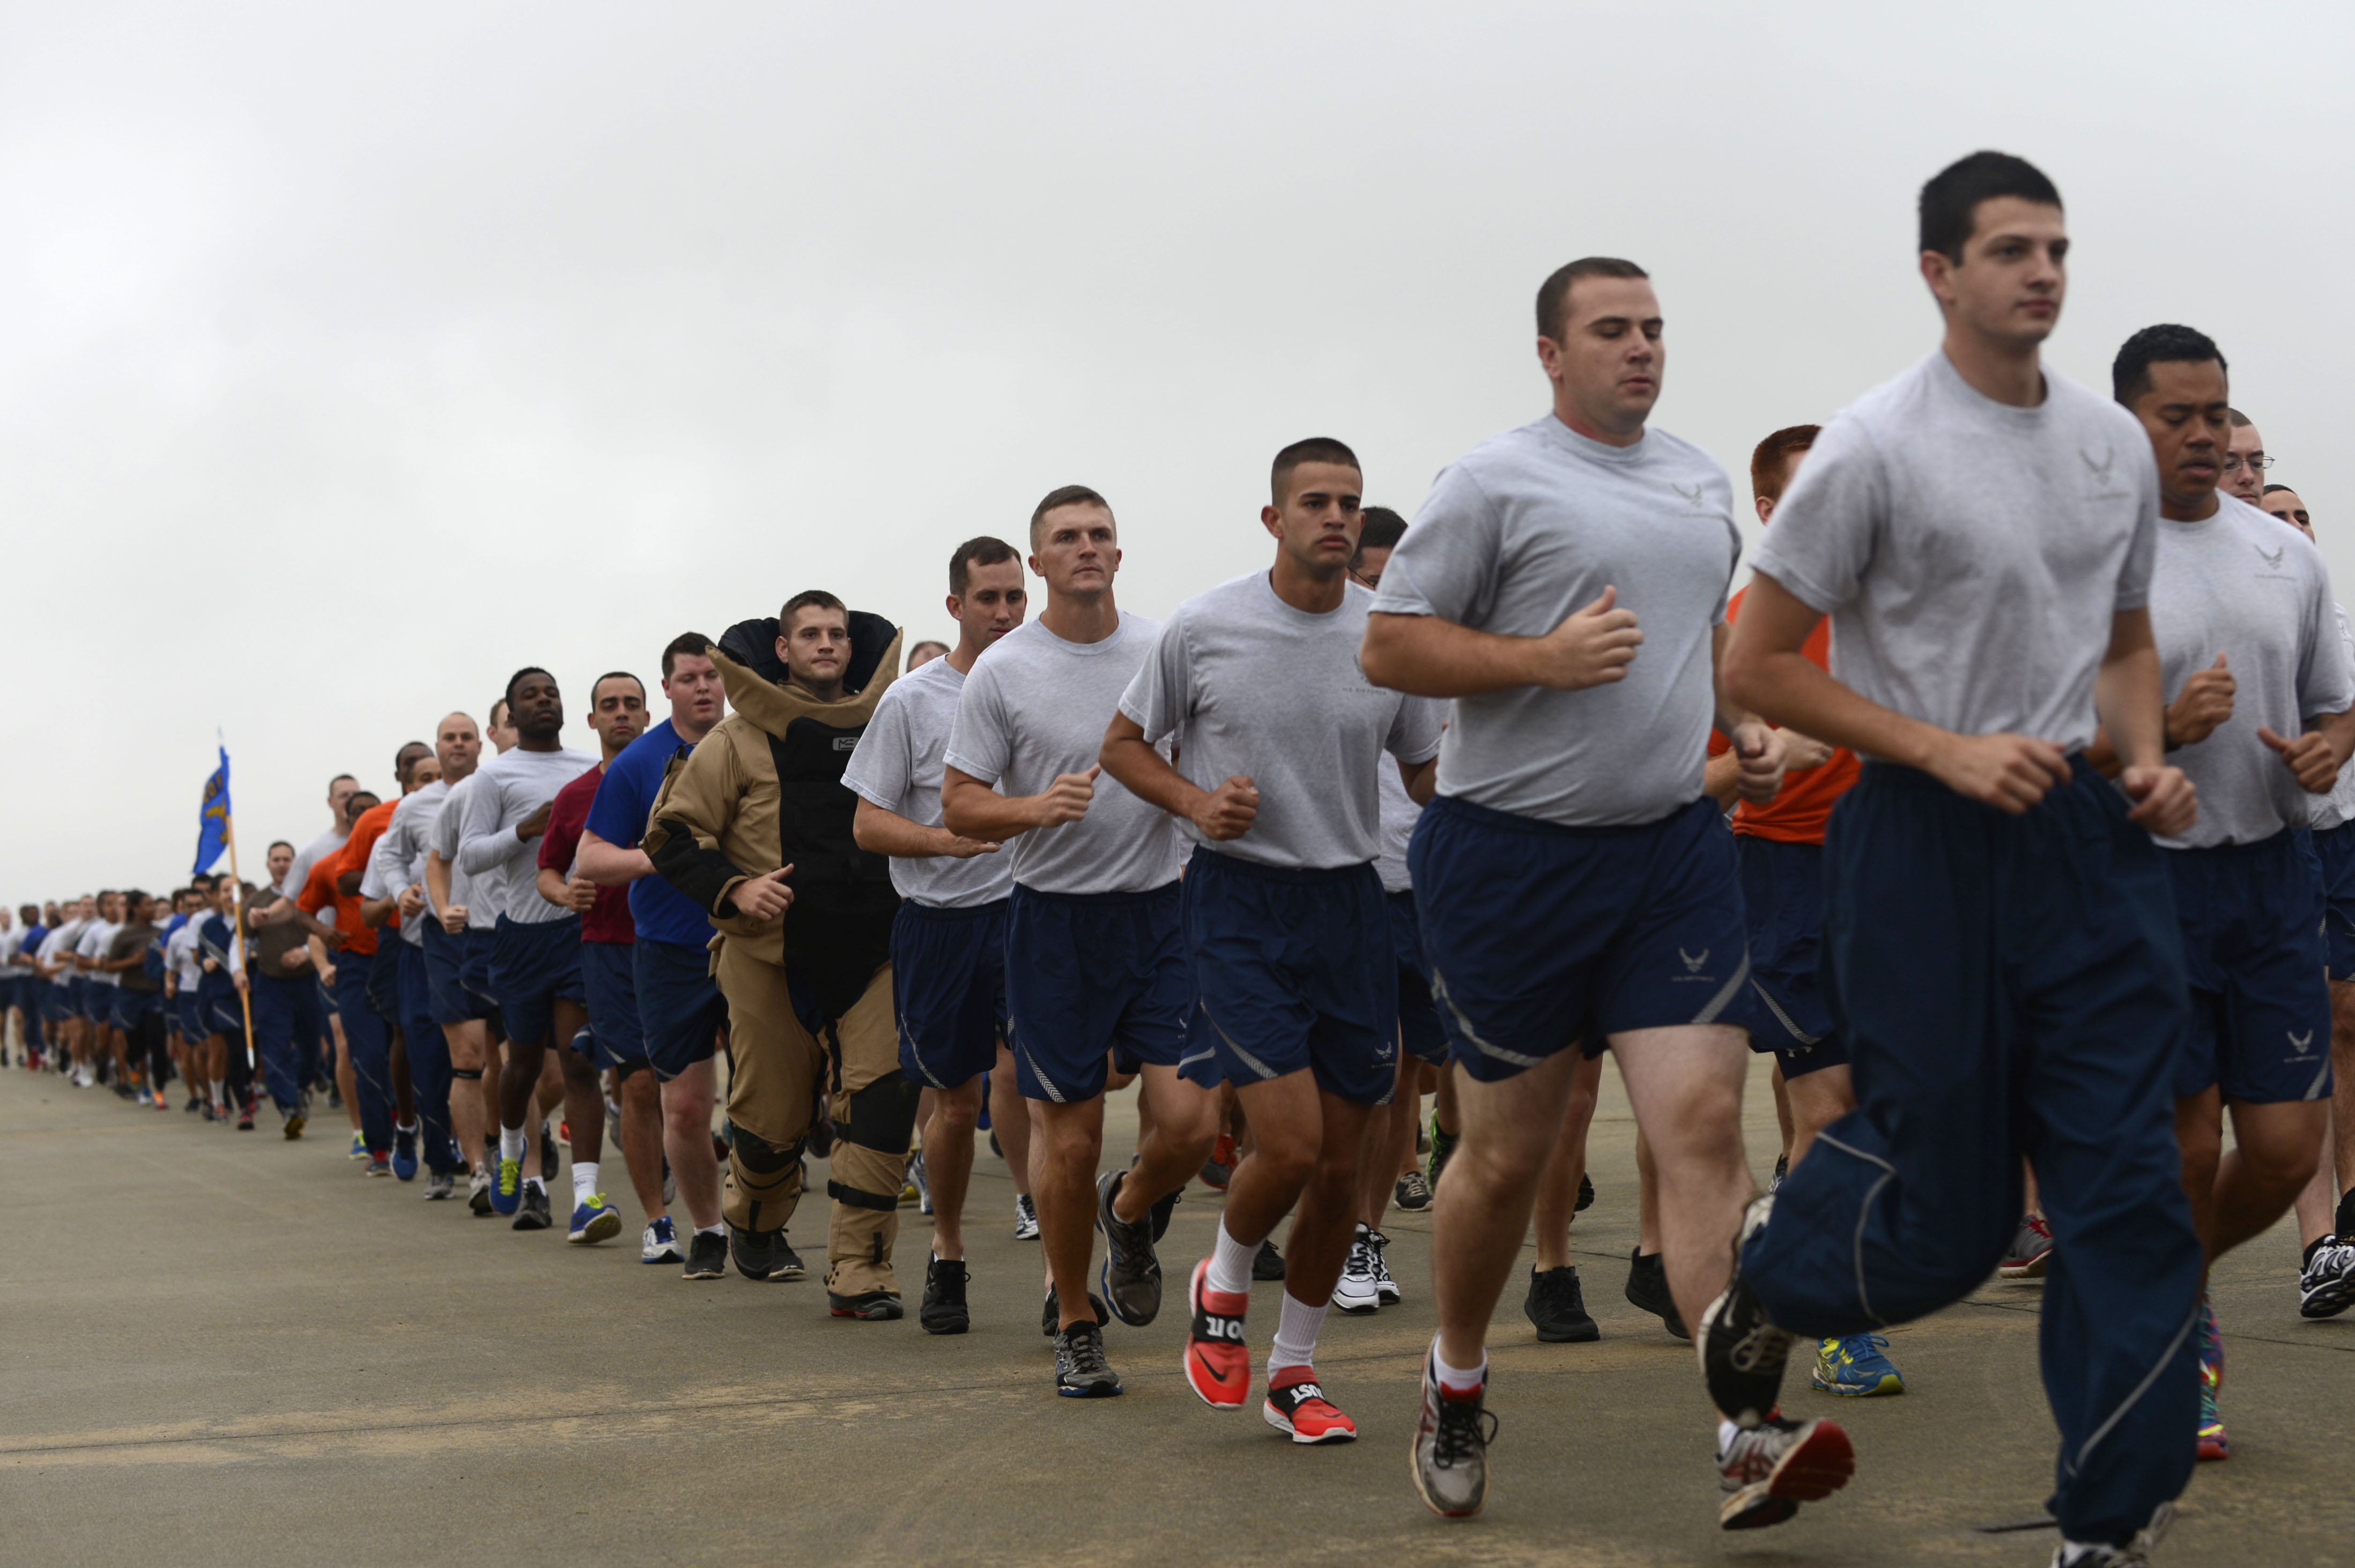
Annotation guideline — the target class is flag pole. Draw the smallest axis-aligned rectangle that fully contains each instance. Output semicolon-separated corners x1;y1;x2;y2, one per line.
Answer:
223;811;258;1071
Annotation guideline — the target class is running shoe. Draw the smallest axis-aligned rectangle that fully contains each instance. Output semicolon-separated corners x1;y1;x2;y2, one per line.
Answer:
539;1124;560;1186
828;1289;905;1320
1149;1185;1181;1243
349;1130;368;1160
1576;1171;1595;1212
1332;1226;1381;1315
1810;1334;1904;1396
1625;1247;1690;1340
1523;1266;1600;1343
1410;1346;1494;1519
729;1224;803;1282
491;1156;523;1215
1369;1229;1401;1306
365;1152;391;1177
513;1182;553;1231
1264;1368;1356;1443
1997;1212;2054;1279
910;1150;931;1216
1183;1258;1251;1409
468;1167;494;1216
920;1255;970;1336
1716;1413;1854;1530
2298;1235;2355;1319
1198;1133;1236;1192
1013;1193;1040;1241
1699;1195;1795;1430
391;1123;418;1182
424;1171;455;1201
1394;1169;1433;1212
235;1097;256;1131
282;1112;306;1141
2051;1502;2172;1567
567;1193;623;1245
1040;1286;1111;1337
1425;1112;1458;1192
1095;1170;1163;1326
1770;1151;1789;1193
2196;1295;2227;1460
682;1229;727;1279
641;1216;683;1264
1055;1321;1123;1397
1252;1238;1286;1282
186;1095;202;1113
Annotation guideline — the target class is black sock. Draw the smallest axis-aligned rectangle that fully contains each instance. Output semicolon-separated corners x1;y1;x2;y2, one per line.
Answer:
2336;1186;2355;1242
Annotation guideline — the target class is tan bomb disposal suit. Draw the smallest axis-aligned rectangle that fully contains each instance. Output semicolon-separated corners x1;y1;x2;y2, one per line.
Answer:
644;613;914;1310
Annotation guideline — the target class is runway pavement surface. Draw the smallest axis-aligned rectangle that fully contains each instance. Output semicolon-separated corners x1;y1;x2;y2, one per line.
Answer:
1;1055;2347;1567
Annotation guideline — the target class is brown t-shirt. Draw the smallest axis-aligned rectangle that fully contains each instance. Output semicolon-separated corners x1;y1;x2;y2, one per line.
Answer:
106;923;162;994
248;895;313;979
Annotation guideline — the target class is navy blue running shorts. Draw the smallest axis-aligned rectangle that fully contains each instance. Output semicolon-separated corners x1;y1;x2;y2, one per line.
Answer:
81;980;112;1023
365;940;402;1026
892;898;1008;1090
1734;834;1848;1080
1409;794;1751;1084
491;914;585;1050
633;937;724;1083
421;920;495;1026
1386;889;1449;1066
2167;831;2333;1104
1005;881;1188;1104
2307;823;2355;983
110;987;159;1032
1178;848;1396;1106
579;941;649;1072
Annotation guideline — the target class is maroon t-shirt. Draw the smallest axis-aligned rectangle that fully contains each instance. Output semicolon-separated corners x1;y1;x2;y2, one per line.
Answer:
538;764;634;944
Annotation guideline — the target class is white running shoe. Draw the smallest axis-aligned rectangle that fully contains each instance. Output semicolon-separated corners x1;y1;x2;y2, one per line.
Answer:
641;1216;684;1264
1331;1225;1380;1315
2299;1236;2355;1319
1369;1229;1401;1307
1013;1193;1040;1240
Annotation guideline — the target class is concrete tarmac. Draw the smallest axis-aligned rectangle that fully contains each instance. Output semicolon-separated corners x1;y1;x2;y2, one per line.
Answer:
2;1055;2349;1567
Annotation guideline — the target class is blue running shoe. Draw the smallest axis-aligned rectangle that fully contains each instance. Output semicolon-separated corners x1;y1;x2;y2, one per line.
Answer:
491;1156;523;1216
348;1130;368;1161
391;1123;419;1182
1810;1334;1904;1396
641;1215;682;1264
568;1193;623;1245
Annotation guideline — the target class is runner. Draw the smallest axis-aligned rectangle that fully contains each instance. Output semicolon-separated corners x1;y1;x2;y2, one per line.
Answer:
164;890;206;1105
300;790;386;1166
940;485;1212;1396
193;878;251;1122
1106;439;1442;1440
99;893;168;1104
428;708;512;1211
2221;410;2270;505
457;669;598;1231
647;593;913;1316
75;892;123;1091
534;671;656;1245
1720;152;2202;1564
1360;253;1804;1522
2097;323;2354;1460
844;536;1029;1333
283;774;361;1144
579;635;730;1273
365;739;468;1194
246;844;339;1138
2263;485;2313;541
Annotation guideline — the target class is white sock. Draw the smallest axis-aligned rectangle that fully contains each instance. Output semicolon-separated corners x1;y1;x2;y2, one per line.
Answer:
1431;1337;1486;1395
524;1175;545;1194
499;1124;524;1162
1267;1291;1327;1377
572;1160;599;1204
397;1119;418;1135
695;1223;724;1239
1206;1220;1257;1298
209;1079;224;1106
1717;1418;1740;1455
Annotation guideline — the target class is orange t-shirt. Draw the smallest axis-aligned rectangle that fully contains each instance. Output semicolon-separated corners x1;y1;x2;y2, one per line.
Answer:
299;800;398;957
1708;586;1860;845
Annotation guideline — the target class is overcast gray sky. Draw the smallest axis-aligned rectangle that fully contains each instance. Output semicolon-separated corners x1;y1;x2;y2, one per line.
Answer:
5;2;2350;899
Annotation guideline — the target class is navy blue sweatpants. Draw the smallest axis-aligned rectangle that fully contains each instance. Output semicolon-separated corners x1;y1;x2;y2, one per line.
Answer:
1742;759;2200;1547
335;954;394;1157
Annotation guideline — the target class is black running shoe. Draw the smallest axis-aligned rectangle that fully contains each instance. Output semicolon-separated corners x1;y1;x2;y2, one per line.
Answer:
1252;1238;1286;1282
1150;1184;1181;1243
920;1256;971;1335
827;1290;905;1321
1772;1151;1789;1192
1055;1321;1123;1397
1576;1171;1594;1212
730;1223;801;1282
772;1232;805;1279
1626;1247;1690;1340
512;1182;553;1232
1041;1285;1112;1337
539;1125;560;1185
1524;1266;1601;1343
682;1229;727;1280
1699;1195;1795;1429
1095;1170;1163;1326
1394;1170;1433;1212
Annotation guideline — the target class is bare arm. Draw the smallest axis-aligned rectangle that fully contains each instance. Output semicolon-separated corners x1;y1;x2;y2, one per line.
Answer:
2263;707;2355;793
1098;713;1257;840
851;796;1000;861
1359;588;1642;698
1399;755;1438;807
2091;608;2197;832
940;764;1097;842
576;826;653;887
1711;621;1787;806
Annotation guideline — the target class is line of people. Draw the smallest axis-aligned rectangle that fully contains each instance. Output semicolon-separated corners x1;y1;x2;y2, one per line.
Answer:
7;146;2355;1568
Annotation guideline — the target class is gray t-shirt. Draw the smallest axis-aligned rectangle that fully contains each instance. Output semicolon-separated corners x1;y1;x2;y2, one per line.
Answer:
944;612;1184;896
363;781;448;947
1120;572;1443;869
2317;604;2355;832
1374;759;1421;894
279;825;348;903
1372;415;1742;827
456;746;598;923
843;656;1015;909
1751;351;2158;756
428;771;497;931
2147;495;2354;848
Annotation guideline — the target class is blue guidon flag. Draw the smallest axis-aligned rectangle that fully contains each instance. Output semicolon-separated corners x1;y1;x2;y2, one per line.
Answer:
194;745;232;875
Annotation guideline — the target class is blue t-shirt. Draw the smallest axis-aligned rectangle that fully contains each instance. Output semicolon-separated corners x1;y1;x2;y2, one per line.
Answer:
583;718;716;950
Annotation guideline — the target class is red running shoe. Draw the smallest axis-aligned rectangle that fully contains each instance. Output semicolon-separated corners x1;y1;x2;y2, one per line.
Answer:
1717;1412;1854;1530
1184;1258;1250;1409
1263;1368;1356;1444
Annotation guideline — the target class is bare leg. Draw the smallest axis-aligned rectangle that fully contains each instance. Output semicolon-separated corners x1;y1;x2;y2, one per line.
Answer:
2208;1099;2325;1263
988;1045;1032;1200
1769;1062;1794;1166
2293;980;2355;1244
661;1056;722;1231
1782;1063;1856;1171
1531;1052;1606;1270
1611;1026;1753;1354
927;1077;983;1261
442;1020;487;1170
1431;1051;1580;1370
1036;1097;1107;1329
1109;1065;1218;1219
616;1066;666;1219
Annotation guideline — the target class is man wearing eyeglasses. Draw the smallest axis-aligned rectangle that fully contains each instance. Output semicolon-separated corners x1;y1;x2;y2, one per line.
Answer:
2222;409;2271;504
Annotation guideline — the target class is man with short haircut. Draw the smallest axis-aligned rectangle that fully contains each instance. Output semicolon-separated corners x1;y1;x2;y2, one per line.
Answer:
580;634;729;1271
905;641;950;671
427;709;510;1208
39;898;94;1085
100;892;168;1105
458;669;599;1230
164;891;206;1103
2221;410;2271;505
1721;153;2203;1565
1362;255;1802;1524
283;774;360;1138
942;486;1217;1396
2263;484;2313;541
846;537;1029;1333
246;844;337;1138
535;671;659;1245
647;593;914;1315
75;892;123;1089
302;791;388;1165
1108;440;1441;1440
